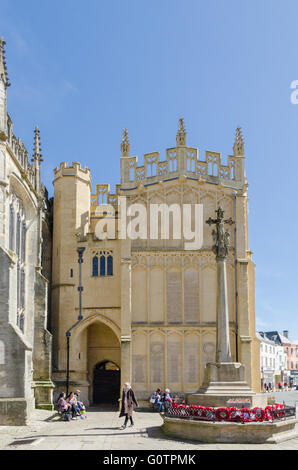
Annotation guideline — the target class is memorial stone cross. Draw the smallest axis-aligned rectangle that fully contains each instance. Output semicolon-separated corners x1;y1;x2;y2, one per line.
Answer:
206;207;235;363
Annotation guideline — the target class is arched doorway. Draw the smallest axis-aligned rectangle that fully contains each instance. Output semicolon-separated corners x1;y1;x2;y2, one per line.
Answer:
87;321;121;404
93;361;120;404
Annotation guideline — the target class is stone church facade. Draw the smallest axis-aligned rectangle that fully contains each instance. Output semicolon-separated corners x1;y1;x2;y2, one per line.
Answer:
0;36;261;418
51;118;261;406
0;38;53;425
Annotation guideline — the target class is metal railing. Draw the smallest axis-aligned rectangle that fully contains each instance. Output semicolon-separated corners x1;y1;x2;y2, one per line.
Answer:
164;403;296;424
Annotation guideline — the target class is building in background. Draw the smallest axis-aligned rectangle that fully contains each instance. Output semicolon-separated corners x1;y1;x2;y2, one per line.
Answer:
265;331;298;387
0;38;53;425
257;331;286;390
51;118;260;405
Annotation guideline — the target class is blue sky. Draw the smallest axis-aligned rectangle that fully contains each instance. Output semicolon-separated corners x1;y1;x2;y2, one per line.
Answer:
1;0;297;339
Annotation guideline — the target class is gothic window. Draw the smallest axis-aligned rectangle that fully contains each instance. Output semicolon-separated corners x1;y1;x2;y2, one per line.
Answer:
91;250;113;277
100;255;106;276
17;265;20;310
9;204;14;250
21;222;26;263
19;312;24;333
92;256;98;276
10;195;27;333
16;214;20;257
20;268;25;309
107;255;113;276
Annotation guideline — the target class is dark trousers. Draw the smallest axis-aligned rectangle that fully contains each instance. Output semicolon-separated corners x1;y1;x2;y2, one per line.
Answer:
124;414;134;426
68;404;77;417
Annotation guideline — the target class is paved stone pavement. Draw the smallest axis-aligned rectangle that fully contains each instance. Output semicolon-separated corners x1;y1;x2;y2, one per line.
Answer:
0;392;298;451
267;390;298;407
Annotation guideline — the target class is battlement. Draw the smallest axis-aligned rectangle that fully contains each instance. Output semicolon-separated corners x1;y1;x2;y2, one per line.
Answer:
53;161;91;183
120;120;246;191
90;121;246;210
121;147;242;188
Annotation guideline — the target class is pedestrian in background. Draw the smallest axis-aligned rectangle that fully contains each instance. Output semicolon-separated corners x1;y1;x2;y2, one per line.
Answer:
119;382;138;429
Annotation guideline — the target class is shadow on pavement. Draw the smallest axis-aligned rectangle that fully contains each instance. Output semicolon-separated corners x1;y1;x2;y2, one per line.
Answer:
18;431;147;439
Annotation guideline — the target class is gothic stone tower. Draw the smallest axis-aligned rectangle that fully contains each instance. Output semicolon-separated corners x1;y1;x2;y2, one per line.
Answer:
51;119;260;405
0;38;53;425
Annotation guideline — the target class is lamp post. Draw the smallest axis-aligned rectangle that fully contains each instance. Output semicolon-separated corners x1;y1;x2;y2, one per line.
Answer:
66;246;85;396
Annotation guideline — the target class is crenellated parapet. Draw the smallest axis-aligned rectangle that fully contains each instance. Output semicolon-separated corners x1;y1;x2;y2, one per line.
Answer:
120;120;246;191
53;161;91;187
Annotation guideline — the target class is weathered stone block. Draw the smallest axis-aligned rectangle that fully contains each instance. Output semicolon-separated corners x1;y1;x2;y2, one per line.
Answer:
162;416;298;444
0;398;28;426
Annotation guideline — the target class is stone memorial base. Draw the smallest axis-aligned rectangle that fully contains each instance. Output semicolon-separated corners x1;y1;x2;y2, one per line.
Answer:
162;416;298;444
186;362;267;408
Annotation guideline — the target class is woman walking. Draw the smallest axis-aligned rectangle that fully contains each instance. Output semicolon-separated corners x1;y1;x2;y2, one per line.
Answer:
119;382;138;429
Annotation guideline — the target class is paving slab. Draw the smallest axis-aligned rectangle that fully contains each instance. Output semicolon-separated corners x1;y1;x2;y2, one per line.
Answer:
0;404;298;450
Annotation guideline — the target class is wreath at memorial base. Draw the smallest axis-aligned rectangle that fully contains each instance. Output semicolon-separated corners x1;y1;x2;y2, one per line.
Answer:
265;405;274;421
241;408;251;422
252;407;266;422
168;402;284;423
273;404;286;419
215;407;231;421
229;407;243;422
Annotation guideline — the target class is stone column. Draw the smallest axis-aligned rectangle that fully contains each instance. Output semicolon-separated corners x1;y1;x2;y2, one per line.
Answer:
216;258;232;363
206;207;234;364
187;206;267;407
120;237;132;389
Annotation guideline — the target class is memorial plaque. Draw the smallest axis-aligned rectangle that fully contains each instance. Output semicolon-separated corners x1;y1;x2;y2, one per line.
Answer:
227;398;251;409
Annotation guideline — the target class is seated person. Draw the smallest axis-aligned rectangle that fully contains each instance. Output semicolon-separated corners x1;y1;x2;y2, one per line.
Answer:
151;388;163;412
66;392;80;420
162;388;173;410
74;389;86;418
57;392;71;415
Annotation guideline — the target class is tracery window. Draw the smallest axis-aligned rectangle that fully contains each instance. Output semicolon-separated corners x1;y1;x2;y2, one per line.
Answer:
16;214;21;257
91;250;113;277
9;204;14;250
92;256;98;276
9;194;26;333
21;221;26;263
107;255;113;276
100;255;105;276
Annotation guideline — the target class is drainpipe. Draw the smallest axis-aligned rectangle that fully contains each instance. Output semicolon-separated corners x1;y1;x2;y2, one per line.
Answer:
65;246;85;396
233;192;239;362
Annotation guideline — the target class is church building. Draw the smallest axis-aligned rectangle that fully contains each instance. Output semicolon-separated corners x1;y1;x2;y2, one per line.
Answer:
51;117;261;405
0;38;53;425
